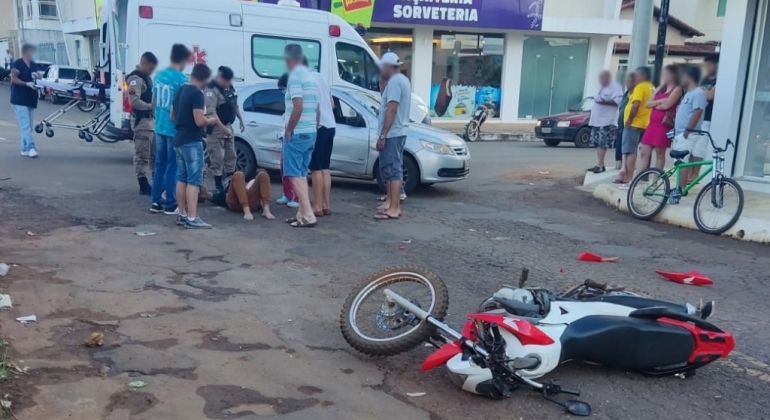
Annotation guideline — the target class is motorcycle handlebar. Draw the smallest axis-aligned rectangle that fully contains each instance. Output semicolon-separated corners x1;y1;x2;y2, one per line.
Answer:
584;279;607;290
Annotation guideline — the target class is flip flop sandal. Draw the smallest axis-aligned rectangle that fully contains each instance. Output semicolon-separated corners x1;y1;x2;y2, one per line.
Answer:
374;213;400;220
612;179;626;184
322;209;331;216
285;217;298;224
290;218;317;228
313;211;325;218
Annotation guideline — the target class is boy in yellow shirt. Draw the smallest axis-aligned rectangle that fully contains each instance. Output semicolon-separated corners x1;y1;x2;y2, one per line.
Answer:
615;67;654;184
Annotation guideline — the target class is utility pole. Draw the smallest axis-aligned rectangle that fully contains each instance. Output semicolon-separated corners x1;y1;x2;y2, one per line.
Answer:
628;0;654;73
653;0;670;85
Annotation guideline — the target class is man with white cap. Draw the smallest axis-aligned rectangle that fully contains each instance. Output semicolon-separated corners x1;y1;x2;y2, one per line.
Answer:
375;52;411;220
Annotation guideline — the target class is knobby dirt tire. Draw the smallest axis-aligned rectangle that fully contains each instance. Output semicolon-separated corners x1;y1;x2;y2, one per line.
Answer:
340;265;449;357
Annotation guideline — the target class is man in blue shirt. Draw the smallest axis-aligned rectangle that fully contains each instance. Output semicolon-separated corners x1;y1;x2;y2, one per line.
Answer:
150;44;190;215
10;44;39;158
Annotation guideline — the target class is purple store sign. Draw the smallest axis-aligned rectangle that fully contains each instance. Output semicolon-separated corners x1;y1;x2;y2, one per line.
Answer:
371;0;544;30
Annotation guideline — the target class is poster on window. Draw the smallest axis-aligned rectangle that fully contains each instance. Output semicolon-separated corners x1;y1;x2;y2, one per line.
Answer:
430;80;476;118
475;86;501;118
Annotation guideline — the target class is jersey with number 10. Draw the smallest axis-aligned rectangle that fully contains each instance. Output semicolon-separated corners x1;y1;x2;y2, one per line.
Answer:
153;67;188;137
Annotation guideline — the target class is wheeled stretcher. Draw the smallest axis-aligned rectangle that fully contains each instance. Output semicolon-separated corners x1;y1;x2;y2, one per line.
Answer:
33;80;113;143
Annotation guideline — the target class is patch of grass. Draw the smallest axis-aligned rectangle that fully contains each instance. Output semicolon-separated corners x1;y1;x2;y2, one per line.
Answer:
0;350;10;382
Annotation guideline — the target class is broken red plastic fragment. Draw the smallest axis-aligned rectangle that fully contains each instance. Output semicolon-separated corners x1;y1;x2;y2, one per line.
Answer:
655;270;713;286
578;252;619;263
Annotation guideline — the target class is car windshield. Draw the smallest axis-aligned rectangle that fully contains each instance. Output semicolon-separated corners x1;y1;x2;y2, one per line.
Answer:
569;97;594;112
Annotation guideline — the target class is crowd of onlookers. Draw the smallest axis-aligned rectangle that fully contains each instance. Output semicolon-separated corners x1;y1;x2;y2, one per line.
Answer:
588;53;719;196
9;41;412;229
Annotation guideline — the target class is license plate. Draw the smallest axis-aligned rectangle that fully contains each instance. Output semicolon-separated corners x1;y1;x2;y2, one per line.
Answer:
541;128;552;133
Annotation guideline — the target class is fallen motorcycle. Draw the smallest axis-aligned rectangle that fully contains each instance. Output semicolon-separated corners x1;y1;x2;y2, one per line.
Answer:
340;266;734;416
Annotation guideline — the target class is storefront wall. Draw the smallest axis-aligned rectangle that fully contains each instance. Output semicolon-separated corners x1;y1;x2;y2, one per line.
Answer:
713;0;770;187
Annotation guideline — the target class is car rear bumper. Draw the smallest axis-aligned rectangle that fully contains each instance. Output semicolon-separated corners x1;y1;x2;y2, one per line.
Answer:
416;148;471;183
535;127;578;141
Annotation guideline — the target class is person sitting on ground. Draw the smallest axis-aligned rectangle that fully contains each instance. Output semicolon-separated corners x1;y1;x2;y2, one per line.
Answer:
201;169;275;220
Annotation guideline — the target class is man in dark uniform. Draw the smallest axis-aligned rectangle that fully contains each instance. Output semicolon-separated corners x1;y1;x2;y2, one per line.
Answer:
204;66;244;191
127;52;159;195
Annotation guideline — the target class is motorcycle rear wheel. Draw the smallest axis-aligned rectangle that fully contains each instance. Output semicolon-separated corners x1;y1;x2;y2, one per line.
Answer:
340;266;449;356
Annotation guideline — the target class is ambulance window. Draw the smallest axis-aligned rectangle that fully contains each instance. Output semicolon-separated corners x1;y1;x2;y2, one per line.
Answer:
335;42;379;92
251;35;321;79
243;89;285;115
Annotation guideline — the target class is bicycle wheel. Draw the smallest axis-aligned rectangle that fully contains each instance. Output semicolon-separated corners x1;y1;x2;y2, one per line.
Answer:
627;168;669;220
693;178;744;235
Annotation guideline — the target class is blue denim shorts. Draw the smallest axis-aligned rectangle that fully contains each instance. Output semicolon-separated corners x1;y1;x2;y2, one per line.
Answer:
175;141;204;187
379;136;406;182
282;133;316;177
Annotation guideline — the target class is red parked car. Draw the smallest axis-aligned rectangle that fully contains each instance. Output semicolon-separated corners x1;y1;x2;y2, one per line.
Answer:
534;97;594;148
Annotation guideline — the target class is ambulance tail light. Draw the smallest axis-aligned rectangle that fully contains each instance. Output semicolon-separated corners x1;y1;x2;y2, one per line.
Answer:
139;6;153;19
329;25;341;37
123;82;133;113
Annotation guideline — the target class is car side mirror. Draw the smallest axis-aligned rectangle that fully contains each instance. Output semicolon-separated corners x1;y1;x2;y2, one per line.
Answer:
345;110;366;128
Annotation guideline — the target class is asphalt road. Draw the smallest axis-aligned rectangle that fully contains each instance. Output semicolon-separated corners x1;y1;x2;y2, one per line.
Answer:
0;86;769;420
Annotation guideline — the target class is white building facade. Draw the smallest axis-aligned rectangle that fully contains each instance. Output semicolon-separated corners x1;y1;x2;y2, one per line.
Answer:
335;0;632;123
714;0;770;187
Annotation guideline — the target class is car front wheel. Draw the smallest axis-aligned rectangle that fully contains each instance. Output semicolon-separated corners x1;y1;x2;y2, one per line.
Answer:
573;127;592;148
377;154;420;194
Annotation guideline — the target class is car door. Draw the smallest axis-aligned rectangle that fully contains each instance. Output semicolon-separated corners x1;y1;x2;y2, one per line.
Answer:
241;88;285;170
330;95;372;177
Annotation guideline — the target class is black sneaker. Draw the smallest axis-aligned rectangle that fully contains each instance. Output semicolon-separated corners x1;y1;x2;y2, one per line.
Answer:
591;166;606;174
163;205;178;215
150;203;164;214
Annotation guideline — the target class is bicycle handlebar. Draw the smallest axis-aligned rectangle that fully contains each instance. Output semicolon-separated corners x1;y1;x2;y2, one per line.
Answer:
684;129;734;153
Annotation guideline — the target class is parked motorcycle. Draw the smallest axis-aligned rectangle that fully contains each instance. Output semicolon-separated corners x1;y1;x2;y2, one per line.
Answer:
340;266;734;416
464;105;488;142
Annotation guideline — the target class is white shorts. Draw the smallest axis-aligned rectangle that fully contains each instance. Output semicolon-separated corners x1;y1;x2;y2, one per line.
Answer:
673;133;708;159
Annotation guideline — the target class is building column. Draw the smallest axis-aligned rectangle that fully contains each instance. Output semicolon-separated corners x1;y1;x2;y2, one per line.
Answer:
584;35;614;98
500;32;524;123
410;27;433;107
715;0;758;177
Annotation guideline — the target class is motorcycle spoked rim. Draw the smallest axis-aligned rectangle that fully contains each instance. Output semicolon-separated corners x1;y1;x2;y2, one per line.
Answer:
348;272;437;342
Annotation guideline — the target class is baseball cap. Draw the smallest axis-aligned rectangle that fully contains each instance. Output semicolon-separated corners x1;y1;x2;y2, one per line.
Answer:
380;52;402;68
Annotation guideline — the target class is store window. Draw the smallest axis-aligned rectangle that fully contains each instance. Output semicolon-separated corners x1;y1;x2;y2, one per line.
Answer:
518;36;589;119
251;35;321;79
335;42;380;91
742;6;770;178
430;32;503;119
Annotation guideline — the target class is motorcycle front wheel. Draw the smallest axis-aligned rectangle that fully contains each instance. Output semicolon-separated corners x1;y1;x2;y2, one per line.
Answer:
465;120;480;142
340;266;449;356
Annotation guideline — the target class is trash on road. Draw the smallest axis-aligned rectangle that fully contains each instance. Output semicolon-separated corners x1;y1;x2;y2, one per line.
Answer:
26;231;36;236
127;380;148;389
139;313;157;318
468;229;477;232
16;315;36;324
84;332;104;347
0;263;9;277
398;245;405;251
0;295;12;309
406;392;426;397
578;252;619;263
401;239;412;244
134;231;157;237
539;171;550;175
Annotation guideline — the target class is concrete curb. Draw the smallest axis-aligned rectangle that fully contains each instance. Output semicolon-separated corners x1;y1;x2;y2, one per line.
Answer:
448;131;538;142
591;180;770;244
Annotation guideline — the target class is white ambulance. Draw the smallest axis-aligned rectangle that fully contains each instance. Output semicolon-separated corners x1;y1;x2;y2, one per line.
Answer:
99;0;428;139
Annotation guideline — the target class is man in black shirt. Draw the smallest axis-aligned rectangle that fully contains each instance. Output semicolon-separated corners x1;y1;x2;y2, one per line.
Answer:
701;53;718;134
10;44;39;158
172;63;219;229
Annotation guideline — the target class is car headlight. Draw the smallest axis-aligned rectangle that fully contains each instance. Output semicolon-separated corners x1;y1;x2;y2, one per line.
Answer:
536;120;542;127
420;140;454;155
557;121;571;128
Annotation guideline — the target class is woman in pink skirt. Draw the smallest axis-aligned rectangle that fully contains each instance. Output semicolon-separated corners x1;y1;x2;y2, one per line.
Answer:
637;65;683;174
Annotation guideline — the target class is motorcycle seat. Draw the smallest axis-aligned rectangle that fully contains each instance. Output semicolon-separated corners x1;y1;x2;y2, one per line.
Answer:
629;307;723;333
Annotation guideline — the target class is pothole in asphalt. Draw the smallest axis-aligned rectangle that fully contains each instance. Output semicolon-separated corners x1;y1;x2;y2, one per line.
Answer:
199;331;288;352
93;344;198;380
196;385;330;418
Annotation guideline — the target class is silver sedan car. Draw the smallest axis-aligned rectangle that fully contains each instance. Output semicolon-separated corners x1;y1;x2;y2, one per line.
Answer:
232;83;470;193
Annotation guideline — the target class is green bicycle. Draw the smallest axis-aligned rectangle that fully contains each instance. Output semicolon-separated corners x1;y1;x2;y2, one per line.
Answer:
627;129;744;235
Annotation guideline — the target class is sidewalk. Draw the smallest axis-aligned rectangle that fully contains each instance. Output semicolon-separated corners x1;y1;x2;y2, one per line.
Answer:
584;169;770;244
433;121;537;141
